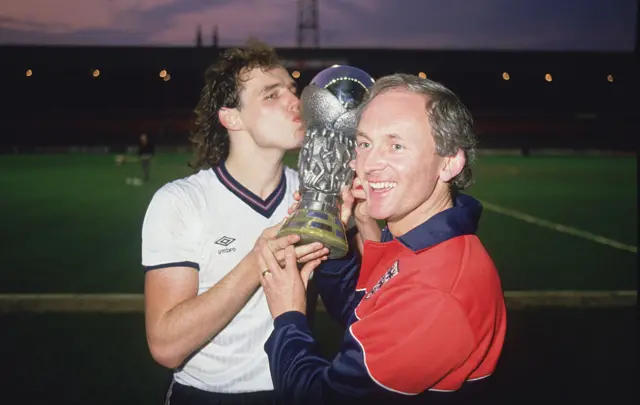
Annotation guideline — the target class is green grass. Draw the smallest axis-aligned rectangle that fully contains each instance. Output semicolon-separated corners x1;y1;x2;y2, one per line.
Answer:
0;153;636;293
471;156;637;245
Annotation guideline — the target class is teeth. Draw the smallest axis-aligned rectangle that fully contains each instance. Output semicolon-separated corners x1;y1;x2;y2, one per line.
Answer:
369;182;396;190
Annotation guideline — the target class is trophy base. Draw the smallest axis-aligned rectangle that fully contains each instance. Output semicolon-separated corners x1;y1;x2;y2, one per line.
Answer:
277;208;349;260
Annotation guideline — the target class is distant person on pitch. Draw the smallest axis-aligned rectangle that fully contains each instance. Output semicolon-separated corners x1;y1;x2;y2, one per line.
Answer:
115;133;155;185
140;40;328;405
138;133;155;183
256;73;507;405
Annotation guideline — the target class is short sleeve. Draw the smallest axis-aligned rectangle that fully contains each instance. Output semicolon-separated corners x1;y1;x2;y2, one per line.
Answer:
141;183;201;272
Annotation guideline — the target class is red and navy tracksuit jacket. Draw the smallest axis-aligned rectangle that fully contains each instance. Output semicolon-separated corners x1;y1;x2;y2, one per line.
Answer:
264;194;507;405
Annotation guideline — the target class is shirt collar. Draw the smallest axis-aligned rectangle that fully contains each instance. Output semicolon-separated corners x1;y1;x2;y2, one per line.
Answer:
380;193;483;252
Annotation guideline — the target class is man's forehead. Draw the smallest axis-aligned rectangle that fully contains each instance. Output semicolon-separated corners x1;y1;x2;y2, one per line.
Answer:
358;91;430;135
243;67;292;91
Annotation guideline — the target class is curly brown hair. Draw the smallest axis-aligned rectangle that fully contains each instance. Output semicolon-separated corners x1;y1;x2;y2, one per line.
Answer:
189;39;284;170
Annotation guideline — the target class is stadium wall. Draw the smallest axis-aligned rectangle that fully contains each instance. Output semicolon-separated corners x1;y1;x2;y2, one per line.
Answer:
1;46;637;153
1;110;636;155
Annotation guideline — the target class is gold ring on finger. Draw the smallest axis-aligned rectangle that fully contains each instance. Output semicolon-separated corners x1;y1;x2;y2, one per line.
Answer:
261;269;271;277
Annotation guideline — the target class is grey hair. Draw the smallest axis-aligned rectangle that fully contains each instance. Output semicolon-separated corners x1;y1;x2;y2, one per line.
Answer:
357;73;476;191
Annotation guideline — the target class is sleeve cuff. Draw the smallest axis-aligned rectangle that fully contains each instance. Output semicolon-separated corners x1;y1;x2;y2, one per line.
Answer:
316;244;358;276
274;310;309;330
142;261;200;272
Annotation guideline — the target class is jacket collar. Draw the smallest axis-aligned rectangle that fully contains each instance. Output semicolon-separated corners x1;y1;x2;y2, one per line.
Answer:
380;193;482;252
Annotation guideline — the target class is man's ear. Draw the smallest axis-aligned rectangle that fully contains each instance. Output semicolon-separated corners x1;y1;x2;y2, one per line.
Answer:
439;148;466;182
218;107;244;131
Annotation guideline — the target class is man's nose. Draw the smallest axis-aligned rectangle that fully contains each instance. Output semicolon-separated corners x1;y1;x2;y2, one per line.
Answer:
362;146;386;174
288;95;301;113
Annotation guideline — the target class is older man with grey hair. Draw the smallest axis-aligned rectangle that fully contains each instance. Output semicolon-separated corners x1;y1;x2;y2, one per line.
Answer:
256;73;507;405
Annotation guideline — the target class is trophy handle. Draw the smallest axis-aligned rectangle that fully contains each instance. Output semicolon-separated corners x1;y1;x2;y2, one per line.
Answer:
277;192;348;260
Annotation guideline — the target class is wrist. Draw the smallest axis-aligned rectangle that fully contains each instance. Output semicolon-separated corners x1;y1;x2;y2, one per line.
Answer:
273;310;308;329
272;302;306;319
354;215;373;225
245;252;262;285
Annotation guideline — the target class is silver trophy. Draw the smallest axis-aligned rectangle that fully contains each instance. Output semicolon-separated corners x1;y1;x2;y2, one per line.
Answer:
277;65;375;259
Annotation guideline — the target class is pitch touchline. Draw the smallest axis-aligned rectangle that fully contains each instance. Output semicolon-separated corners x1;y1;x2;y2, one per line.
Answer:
0;292;636;313
480;201;637;253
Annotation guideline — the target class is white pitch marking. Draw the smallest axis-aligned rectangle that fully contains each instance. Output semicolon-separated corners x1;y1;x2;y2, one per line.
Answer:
480;201;637;253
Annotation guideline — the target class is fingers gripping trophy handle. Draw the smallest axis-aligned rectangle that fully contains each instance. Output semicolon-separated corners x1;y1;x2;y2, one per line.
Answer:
277;192;349;260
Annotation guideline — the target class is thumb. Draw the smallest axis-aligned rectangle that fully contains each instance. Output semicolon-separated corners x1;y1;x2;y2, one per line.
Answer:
340;186;354;225
301;259;321;290
264;217;288;238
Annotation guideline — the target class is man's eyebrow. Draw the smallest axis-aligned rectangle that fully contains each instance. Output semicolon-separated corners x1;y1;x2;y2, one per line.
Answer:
356;132;402;140
260;83;282;94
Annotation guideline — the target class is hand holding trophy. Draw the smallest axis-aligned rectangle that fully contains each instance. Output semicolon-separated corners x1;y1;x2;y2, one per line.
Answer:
277;65;375;259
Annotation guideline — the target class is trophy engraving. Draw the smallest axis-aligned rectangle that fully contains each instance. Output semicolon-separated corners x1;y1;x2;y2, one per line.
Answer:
277;65;375;259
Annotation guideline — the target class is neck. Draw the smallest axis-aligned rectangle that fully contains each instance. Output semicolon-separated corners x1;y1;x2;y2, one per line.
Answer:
224;137;286;200
387;183;453;236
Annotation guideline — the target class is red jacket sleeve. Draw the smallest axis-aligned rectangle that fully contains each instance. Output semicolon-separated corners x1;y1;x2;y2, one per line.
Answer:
351;283;476;394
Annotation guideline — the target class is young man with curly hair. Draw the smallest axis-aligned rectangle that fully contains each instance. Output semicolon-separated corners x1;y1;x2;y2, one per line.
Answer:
141;40;328;405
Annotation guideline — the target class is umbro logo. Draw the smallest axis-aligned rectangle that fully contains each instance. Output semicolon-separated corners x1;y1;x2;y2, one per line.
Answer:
215;236;237;254
215;236;235;247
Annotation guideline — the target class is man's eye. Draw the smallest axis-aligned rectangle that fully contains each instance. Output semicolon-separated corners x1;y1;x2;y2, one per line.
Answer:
357;141;371;149
265;92;278;99
392;144;403;150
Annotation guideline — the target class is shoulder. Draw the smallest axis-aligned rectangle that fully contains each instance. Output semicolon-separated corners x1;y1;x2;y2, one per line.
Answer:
438;234;499;284
283;165;300;191
146;169;214;215
284;165;299;181
411;235;493;282
411;235;503;321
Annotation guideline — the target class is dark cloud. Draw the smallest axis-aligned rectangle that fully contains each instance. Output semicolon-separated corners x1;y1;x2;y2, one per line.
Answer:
0;0;635;50
0;14;69;31
119;0;235;42
0;26;147;46
0;0;235;46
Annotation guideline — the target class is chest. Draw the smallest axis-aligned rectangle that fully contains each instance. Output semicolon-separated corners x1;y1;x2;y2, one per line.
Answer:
196;196;291;290
355;243;425;315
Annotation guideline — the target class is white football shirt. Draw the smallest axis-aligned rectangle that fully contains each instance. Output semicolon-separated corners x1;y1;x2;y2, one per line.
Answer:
141;162;300;393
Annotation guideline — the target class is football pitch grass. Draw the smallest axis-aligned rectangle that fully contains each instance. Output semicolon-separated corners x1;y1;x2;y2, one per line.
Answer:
0;152;636;295
0;152;636;404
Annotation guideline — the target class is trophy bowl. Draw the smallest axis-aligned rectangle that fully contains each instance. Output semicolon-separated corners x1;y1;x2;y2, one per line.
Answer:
277;65;375;259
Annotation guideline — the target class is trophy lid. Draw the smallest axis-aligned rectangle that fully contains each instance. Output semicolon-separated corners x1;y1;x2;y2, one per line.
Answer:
300;65;375;131
310;65;375;110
